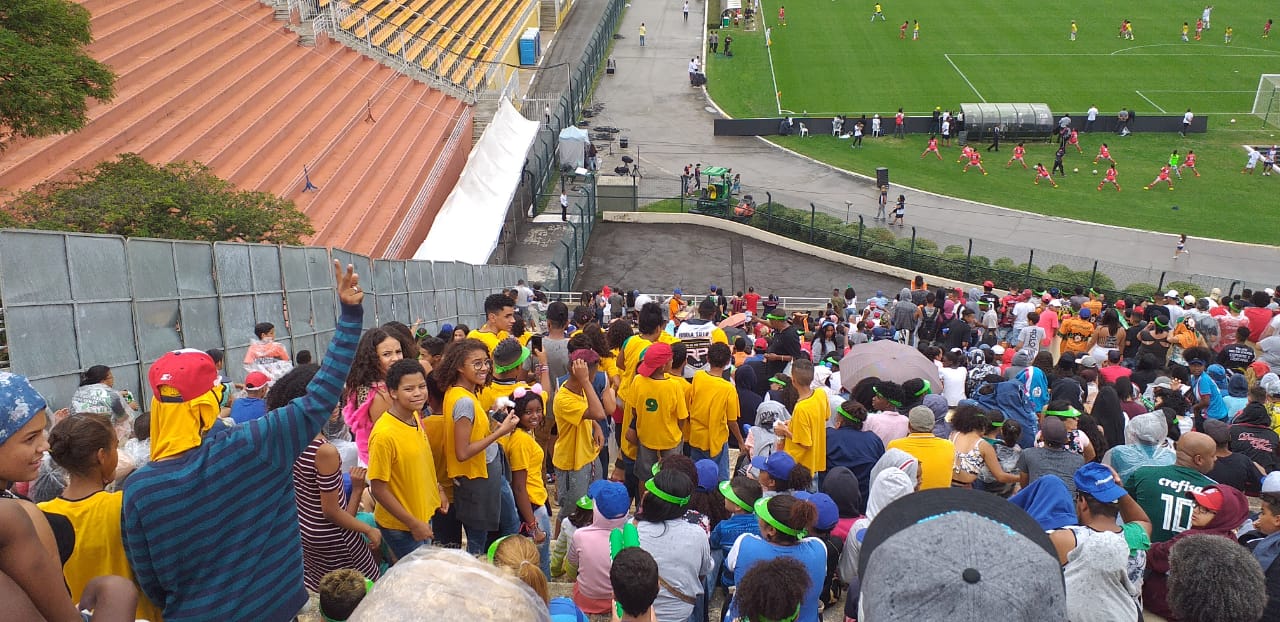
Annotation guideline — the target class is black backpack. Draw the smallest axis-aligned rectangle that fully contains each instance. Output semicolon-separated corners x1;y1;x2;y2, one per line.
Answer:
918;306;940;341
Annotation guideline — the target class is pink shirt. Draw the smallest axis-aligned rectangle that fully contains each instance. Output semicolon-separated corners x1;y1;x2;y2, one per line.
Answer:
864;411;910;446
568;510;630;611
1037;310;1060;347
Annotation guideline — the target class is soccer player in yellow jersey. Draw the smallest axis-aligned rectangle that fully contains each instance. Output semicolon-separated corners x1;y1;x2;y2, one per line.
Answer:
687;343;746;481
468;293;516;354
1070;20;1078;41
622;342;689;480
774;358;829;477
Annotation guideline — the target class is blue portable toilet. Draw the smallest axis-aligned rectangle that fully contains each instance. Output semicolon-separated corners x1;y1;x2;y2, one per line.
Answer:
519;28;541;66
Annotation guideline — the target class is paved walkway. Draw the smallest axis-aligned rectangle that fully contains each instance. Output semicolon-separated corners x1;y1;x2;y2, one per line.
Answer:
585;0;1280;288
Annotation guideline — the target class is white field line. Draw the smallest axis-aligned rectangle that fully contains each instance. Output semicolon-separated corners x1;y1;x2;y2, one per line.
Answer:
1135;90;1167;113
944;54;985;102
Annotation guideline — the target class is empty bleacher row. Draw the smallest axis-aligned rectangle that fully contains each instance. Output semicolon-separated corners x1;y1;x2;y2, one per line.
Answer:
332;0;536;92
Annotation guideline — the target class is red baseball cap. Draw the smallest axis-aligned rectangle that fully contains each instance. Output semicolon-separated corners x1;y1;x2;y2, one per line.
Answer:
753;337;768;350
1115;300;1127;309
149;349;218;403
638;342;674;377
1188;488;1223;512
244;371;270;390
983;281;994;288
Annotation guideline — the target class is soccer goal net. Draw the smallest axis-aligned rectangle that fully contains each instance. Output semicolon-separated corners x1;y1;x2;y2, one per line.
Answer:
1252;74;1280;129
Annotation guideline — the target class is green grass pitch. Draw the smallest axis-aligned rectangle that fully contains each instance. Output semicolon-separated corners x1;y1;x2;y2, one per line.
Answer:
705;0;1280;244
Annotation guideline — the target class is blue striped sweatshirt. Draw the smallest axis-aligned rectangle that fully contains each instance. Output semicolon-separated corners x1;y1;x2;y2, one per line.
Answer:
122;303;363;621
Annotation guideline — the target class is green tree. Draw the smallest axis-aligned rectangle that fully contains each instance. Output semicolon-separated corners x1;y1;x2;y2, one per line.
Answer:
0;0;115;149
0;153;314;244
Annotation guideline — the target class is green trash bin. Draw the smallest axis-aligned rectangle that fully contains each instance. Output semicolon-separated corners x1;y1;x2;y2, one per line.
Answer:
722;16;730;28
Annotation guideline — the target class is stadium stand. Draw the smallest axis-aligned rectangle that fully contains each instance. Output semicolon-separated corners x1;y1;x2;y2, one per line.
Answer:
0;0;471;259
331;0;537;94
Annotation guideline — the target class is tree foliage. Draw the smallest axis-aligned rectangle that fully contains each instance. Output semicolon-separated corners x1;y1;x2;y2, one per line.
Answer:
0;153;314;245
0;0;115;148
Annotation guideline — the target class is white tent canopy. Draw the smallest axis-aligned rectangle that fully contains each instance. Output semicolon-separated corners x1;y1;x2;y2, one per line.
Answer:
557;126;589;170
413;97;539;264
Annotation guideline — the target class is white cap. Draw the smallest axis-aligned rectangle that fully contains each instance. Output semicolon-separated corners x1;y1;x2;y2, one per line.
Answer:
991;345;1005;355
1267;288;1276;297
1264;472;1280;494
1165;290;1179;298
1049;299;1062;308
1183;294;1196;305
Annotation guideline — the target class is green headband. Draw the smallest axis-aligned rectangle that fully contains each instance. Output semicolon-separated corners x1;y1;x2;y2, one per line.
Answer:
487;534;515;563
1045;407;1081;419
645;477;690;506
754;497;806;539
750;605;801;622
651;462;662;476
719;480;753;513
493;347;531;373
321;578;375;622
1229;300;1242;311
577;495;594;510
990;420;1004;428
768;376;788;386
764;312;787;321
873;386;902;407
913;379;932;397
836;405;862;423
1152;316;1169;329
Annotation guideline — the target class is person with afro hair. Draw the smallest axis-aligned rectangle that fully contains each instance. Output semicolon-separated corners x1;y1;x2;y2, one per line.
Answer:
733;557;812;622
1167;533;1266;622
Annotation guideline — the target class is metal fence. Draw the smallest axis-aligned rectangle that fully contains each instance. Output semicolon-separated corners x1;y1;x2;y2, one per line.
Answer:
540;184;599;292
0;229;525;412
653;195;1262;302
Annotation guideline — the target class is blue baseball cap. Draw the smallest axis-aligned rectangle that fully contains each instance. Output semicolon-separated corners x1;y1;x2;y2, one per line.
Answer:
695;459;720;492
751;451;797;480
673;288;683;295
795;491;839;531
588;480;631;519
1073;463;1127;503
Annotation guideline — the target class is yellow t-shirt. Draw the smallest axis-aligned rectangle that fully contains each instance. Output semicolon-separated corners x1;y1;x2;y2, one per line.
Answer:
443;385;491;479
553;385;600;471
657;331;681;346
467;329;509;353
478;381;524;413
625;374;689;451
368;411;441;531
619;335;653;390
422;413;454;501
687;371;740;454
887;433;957;490
39;492;164;622
517;332;533;348
503;428;548;506
785;391;830;474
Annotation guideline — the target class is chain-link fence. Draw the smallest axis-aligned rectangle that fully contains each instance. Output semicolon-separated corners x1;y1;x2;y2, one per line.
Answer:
538;185;599;292
654;196;1260;302
0;229;525;412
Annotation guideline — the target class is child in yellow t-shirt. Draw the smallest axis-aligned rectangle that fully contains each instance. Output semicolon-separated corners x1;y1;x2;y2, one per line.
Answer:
506;386;552;577
39;413;164;622
622;342;690;480
368;359;446;562
774;358;829;477
553;349;610;525
687;343;745;481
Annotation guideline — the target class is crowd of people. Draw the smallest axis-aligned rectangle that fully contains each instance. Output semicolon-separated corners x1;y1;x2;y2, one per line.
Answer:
5;259;1280;621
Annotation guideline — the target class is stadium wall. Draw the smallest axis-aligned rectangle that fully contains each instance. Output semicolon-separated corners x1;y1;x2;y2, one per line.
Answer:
0;229;524;412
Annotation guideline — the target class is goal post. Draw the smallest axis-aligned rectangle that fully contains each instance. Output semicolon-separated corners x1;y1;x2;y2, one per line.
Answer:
1252;74;1280;129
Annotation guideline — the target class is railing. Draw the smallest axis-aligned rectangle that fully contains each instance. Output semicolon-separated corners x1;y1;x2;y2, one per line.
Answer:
385;106;474;258
655;191;1260;302
538;291;830;313
319;1;531;103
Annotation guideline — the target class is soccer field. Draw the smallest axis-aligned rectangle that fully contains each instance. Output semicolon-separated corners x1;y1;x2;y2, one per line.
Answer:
704;1;1280;244
708;0;1279;119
